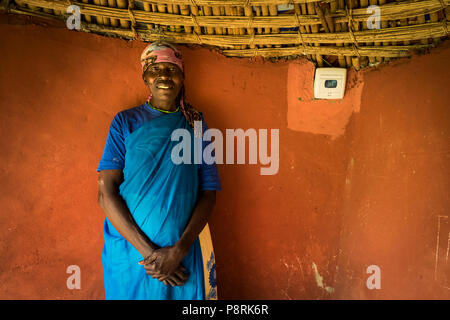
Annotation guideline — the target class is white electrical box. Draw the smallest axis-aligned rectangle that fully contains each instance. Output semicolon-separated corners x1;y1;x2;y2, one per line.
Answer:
313;68;347;99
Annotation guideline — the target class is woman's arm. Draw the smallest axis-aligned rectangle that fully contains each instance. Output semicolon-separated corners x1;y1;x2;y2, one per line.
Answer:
98;169;189;286
140;190;216;276
176;190;216;254
97;169;157;258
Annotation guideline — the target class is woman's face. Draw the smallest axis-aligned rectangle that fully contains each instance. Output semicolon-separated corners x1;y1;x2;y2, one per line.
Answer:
143;62;184;105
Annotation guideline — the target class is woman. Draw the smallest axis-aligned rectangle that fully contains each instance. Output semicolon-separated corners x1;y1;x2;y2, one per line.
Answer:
96;42;221;300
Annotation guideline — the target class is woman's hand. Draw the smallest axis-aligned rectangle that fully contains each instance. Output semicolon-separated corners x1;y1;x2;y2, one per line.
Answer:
143;264;189;286
139;245;189;286
140;245;186;275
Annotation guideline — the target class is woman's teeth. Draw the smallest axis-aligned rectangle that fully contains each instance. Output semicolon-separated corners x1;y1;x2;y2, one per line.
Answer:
157;84;171;89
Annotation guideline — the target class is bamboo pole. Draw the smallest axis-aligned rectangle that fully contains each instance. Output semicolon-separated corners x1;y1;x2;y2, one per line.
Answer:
261;5;271;48
231;6;241;49
100;0;110;26
300;3;310;32
324;3;334;32
104;20;445;45
379;0;389;61
92;0;104;24
173;4;182;32
203;5;214;35
244;5;255;49
142;1;153;29
135;0;355;4
14;0;26;8
179;4;190;33
254;6;262;52
212;5;226;49
81;0;92;23
346;0;360;70
222;43;432;58
330;0;346;67
315;2;330;33
116;0;128;28
151;3;158;31
167;3;174;32
362;0;371;67
417;14;429;45
308;2;322;65
296;3;312;60
190;4;201;35
400;17;410;45
224;5;233;46
337;0;352;66
370;0;382;63
27;1;40;11
238;6;246;49
107;0;118;26
42;7;53;14
294;3;307;53
254;6;262;34
212;6;223;35
294;3;308;34
114;0;376;4
269;4;281;48
361;0;373;65
430;8;440;44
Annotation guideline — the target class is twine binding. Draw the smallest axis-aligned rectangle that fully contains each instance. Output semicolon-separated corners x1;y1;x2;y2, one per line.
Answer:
346;5;361;57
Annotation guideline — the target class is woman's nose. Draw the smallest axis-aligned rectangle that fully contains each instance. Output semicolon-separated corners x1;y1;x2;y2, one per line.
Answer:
158;68;171;78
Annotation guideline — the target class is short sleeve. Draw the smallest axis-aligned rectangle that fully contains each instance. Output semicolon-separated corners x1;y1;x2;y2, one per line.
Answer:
198;115;222;191
97;113;126;172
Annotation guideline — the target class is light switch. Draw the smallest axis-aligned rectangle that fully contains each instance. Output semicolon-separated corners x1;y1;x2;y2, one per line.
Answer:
313;68;347;99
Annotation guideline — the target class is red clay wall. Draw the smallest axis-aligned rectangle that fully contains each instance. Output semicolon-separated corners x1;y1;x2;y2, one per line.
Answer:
0;14;448;299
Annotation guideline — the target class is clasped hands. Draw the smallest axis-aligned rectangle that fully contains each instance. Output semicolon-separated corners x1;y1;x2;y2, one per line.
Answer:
138;245;189;287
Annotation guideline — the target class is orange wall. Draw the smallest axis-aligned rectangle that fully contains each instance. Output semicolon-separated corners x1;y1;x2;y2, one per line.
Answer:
0;14;448;299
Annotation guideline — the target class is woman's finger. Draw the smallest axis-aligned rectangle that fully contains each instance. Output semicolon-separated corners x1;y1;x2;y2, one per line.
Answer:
144;265;159;276
174;269;188;282
144;263;155;270
169;271;186;286
166;278;176;287
139;253;157;265
157;274;170;281
169;275;183;286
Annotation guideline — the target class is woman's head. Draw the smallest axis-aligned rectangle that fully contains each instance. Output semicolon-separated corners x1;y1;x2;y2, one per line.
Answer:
141;42;184;107
140;42;202;128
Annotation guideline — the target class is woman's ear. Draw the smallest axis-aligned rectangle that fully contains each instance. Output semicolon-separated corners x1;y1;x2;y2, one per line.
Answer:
143;75;149;86
142;69;150;86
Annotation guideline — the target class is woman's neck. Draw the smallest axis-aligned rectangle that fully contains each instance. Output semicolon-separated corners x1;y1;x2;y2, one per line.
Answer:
149;98;177;112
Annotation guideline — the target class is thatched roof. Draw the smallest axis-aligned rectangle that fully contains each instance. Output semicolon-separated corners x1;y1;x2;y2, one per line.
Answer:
2;0;449;68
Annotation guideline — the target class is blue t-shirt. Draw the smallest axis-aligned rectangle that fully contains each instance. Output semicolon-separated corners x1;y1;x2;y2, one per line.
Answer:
97;102;221;191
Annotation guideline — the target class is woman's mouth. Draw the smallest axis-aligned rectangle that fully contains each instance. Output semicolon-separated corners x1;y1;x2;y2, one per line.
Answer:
155;81;173;90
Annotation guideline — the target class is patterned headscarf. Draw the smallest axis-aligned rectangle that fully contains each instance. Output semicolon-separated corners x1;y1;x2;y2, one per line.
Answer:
141;42;201;128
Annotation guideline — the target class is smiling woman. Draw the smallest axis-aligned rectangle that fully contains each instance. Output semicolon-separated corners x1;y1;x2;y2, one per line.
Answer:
96;42;221;300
